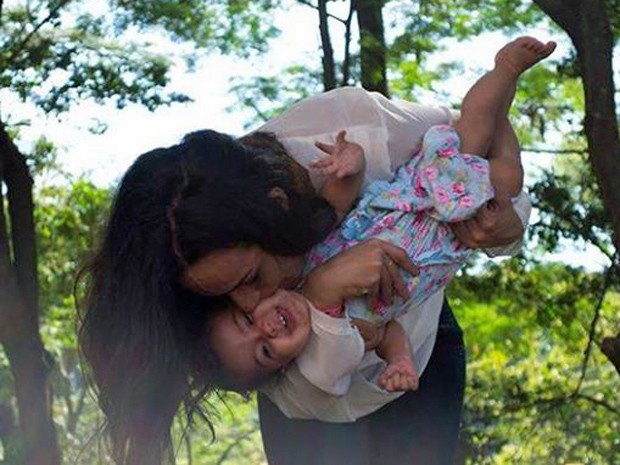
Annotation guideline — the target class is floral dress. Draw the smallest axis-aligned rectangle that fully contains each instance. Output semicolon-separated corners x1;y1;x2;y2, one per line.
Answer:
304;124;495;324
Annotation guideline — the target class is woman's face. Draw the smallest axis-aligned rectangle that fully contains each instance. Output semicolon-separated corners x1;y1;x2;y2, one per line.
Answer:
182;245;304;311
209;289;312;388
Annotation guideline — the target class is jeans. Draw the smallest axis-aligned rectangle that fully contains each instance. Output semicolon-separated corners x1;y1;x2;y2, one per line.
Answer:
258;299;466;465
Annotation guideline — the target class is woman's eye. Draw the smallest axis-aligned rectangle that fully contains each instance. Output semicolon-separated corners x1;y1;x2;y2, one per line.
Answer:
242;312;253;326
262;344;273;359
245;272;259;286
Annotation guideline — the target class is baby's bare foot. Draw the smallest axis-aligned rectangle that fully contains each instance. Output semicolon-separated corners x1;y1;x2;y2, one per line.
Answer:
377;355;419;392
495;36;556;77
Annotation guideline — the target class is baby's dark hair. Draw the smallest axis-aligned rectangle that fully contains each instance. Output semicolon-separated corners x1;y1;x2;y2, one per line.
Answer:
78;129;336;464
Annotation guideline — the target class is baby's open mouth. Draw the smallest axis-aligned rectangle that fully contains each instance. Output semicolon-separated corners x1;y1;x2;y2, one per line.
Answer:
276;307;294;333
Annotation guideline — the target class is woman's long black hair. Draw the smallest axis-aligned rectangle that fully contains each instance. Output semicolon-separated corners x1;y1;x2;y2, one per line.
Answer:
78;130;336;464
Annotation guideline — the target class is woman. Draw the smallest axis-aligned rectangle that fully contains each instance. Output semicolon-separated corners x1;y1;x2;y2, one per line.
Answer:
208;87;531;465
79;87;529;464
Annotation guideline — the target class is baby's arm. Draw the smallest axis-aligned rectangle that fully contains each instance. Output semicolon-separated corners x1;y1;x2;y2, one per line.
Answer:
352;318;419;392
309;130;366;222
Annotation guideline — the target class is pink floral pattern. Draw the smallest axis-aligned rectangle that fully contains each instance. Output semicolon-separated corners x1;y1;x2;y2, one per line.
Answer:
305;125;495;324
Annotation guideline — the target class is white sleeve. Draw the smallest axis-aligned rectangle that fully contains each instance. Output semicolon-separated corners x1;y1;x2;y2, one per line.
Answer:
295;305;365;396
254;87;455;189
483;191;532;257
367;92;455;171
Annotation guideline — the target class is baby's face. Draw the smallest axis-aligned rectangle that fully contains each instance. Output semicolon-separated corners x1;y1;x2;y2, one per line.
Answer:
209;289;312;389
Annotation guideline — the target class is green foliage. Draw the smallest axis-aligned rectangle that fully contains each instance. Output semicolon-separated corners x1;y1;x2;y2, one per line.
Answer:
0;3;187;114
110;0;281;56
0;0;281;116
530;154;613;258
32;178;112;464
450;260;620;464
174;393;264;464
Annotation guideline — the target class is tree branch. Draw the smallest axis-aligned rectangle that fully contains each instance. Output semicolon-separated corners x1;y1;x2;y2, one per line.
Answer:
216;428;259;465
317;0;336;91
340;0;356;87
0;155;17;342
572;259;615;395
468;389;620;425
601;331;620;375
0;403;18;463
0;120;38;315
522;147;588;155
533;0;580;39
575;392;620;415
296;0;348;24
7;0;74;64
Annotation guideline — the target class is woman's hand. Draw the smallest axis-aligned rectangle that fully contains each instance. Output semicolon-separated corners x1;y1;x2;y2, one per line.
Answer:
302;239;418;311
450;198;524;248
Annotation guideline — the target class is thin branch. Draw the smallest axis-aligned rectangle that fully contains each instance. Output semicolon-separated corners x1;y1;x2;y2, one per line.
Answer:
468;389;620;426
521;147;588;155
317;0;336;91
215;428;258;465
340;0;356;87
572;257;616;395
245;99;271;123
7;0;74;64
296;0;348;24
66;383;88;435
575;392;620;415
185;431;192;465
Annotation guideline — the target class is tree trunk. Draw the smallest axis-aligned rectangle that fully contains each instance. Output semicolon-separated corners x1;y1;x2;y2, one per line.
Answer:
533;0;620;254
601;333;620;376
533;0;620;376
0;121;60;465
0;403;19;463
356;0;388;96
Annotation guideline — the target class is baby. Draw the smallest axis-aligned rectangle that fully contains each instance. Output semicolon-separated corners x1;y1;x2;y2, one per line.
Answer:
208;36;556;393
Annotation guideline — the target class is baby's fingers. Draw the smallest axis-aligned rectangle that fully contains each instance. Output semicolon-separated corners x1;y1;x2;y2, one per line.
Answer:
311;164;339;177
315;141;336;155
309;158;335;169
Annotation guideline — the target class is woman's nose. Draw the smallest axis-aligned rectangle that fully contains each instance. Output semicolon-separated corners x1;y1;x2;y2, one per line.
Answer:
229;286;261;312
258;279;280;301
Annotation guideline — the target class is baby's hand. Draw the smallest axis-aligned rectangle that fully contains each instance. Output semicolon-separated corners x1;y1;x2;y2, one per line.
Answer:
377;355;419;392
310;130;366;179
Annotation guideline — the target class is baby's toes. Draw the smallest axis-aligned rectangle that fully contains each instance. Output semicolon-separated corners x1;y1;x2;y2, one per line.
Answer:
406;374;419;391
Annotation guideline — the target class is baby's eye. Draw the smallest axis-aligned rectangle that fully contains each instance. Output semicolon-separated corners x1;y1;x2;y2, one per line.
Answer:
262;344;273;359
244;272;259;286
242;312;253;326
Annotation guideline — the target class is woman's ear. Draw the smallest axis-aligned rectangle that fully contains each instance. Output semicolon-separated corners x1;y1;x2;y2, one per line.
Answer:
268;187;289;211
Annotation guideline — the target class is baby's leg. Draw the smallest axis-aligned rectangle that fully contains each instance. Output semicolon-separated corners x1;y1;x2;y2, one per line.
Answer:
455;37;556;157
376;320;419;392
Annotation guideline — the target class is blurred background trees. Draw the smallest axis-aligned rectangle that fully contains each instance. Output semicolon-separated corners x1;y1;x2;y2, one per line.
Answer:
0;0;618;464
